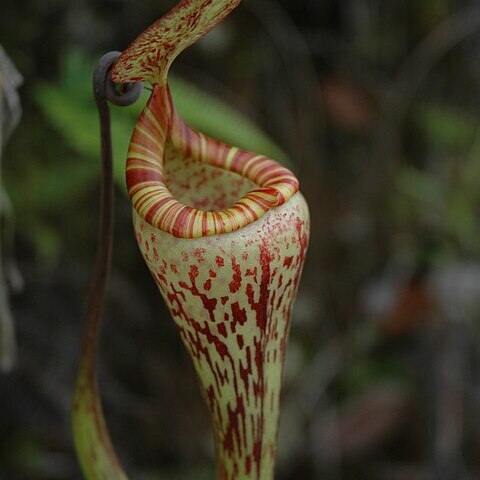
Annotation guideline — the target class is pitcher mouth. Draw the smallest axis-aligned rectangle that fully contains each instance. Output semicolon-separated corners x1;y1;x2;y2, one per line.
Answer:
126;84;299;239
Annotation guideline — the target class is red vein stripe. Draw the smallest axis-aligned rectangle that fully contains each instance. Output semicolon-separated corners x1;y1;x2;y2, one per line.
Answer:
126;83;299;238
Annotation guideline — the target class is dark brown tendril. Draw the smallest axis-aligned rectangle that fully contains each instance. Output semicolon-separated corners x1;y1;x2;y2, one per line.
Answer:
83;51;142;375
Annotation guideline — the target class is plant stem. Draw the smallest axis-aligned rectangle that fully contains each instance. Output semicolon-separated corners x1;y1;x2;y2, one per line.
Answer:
72;52;141;480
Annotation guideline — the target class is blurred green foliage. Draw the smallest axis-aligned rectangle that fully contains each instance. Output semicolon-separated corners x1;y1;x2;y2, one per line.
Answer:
393;101;480;260
415;103;476;149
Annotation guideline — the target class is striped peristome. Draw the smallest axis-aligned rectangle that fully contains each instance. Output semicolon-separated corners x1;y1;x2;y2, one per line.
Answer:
126;83;299;238
111;1;310;479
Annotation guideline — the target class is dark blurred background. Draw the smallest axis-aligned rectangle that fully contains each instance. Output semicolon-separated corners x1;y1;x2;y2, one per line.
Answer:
2;0;480;479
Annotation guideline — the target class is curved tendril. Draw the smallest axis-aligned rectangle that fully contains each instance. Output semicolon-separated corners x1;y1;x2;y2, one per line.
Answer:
72;52;141;480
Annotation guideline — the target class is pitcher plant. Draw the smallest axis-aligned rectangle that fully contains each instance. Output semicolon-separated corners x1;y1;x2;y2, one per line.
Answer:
72;1;309;479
